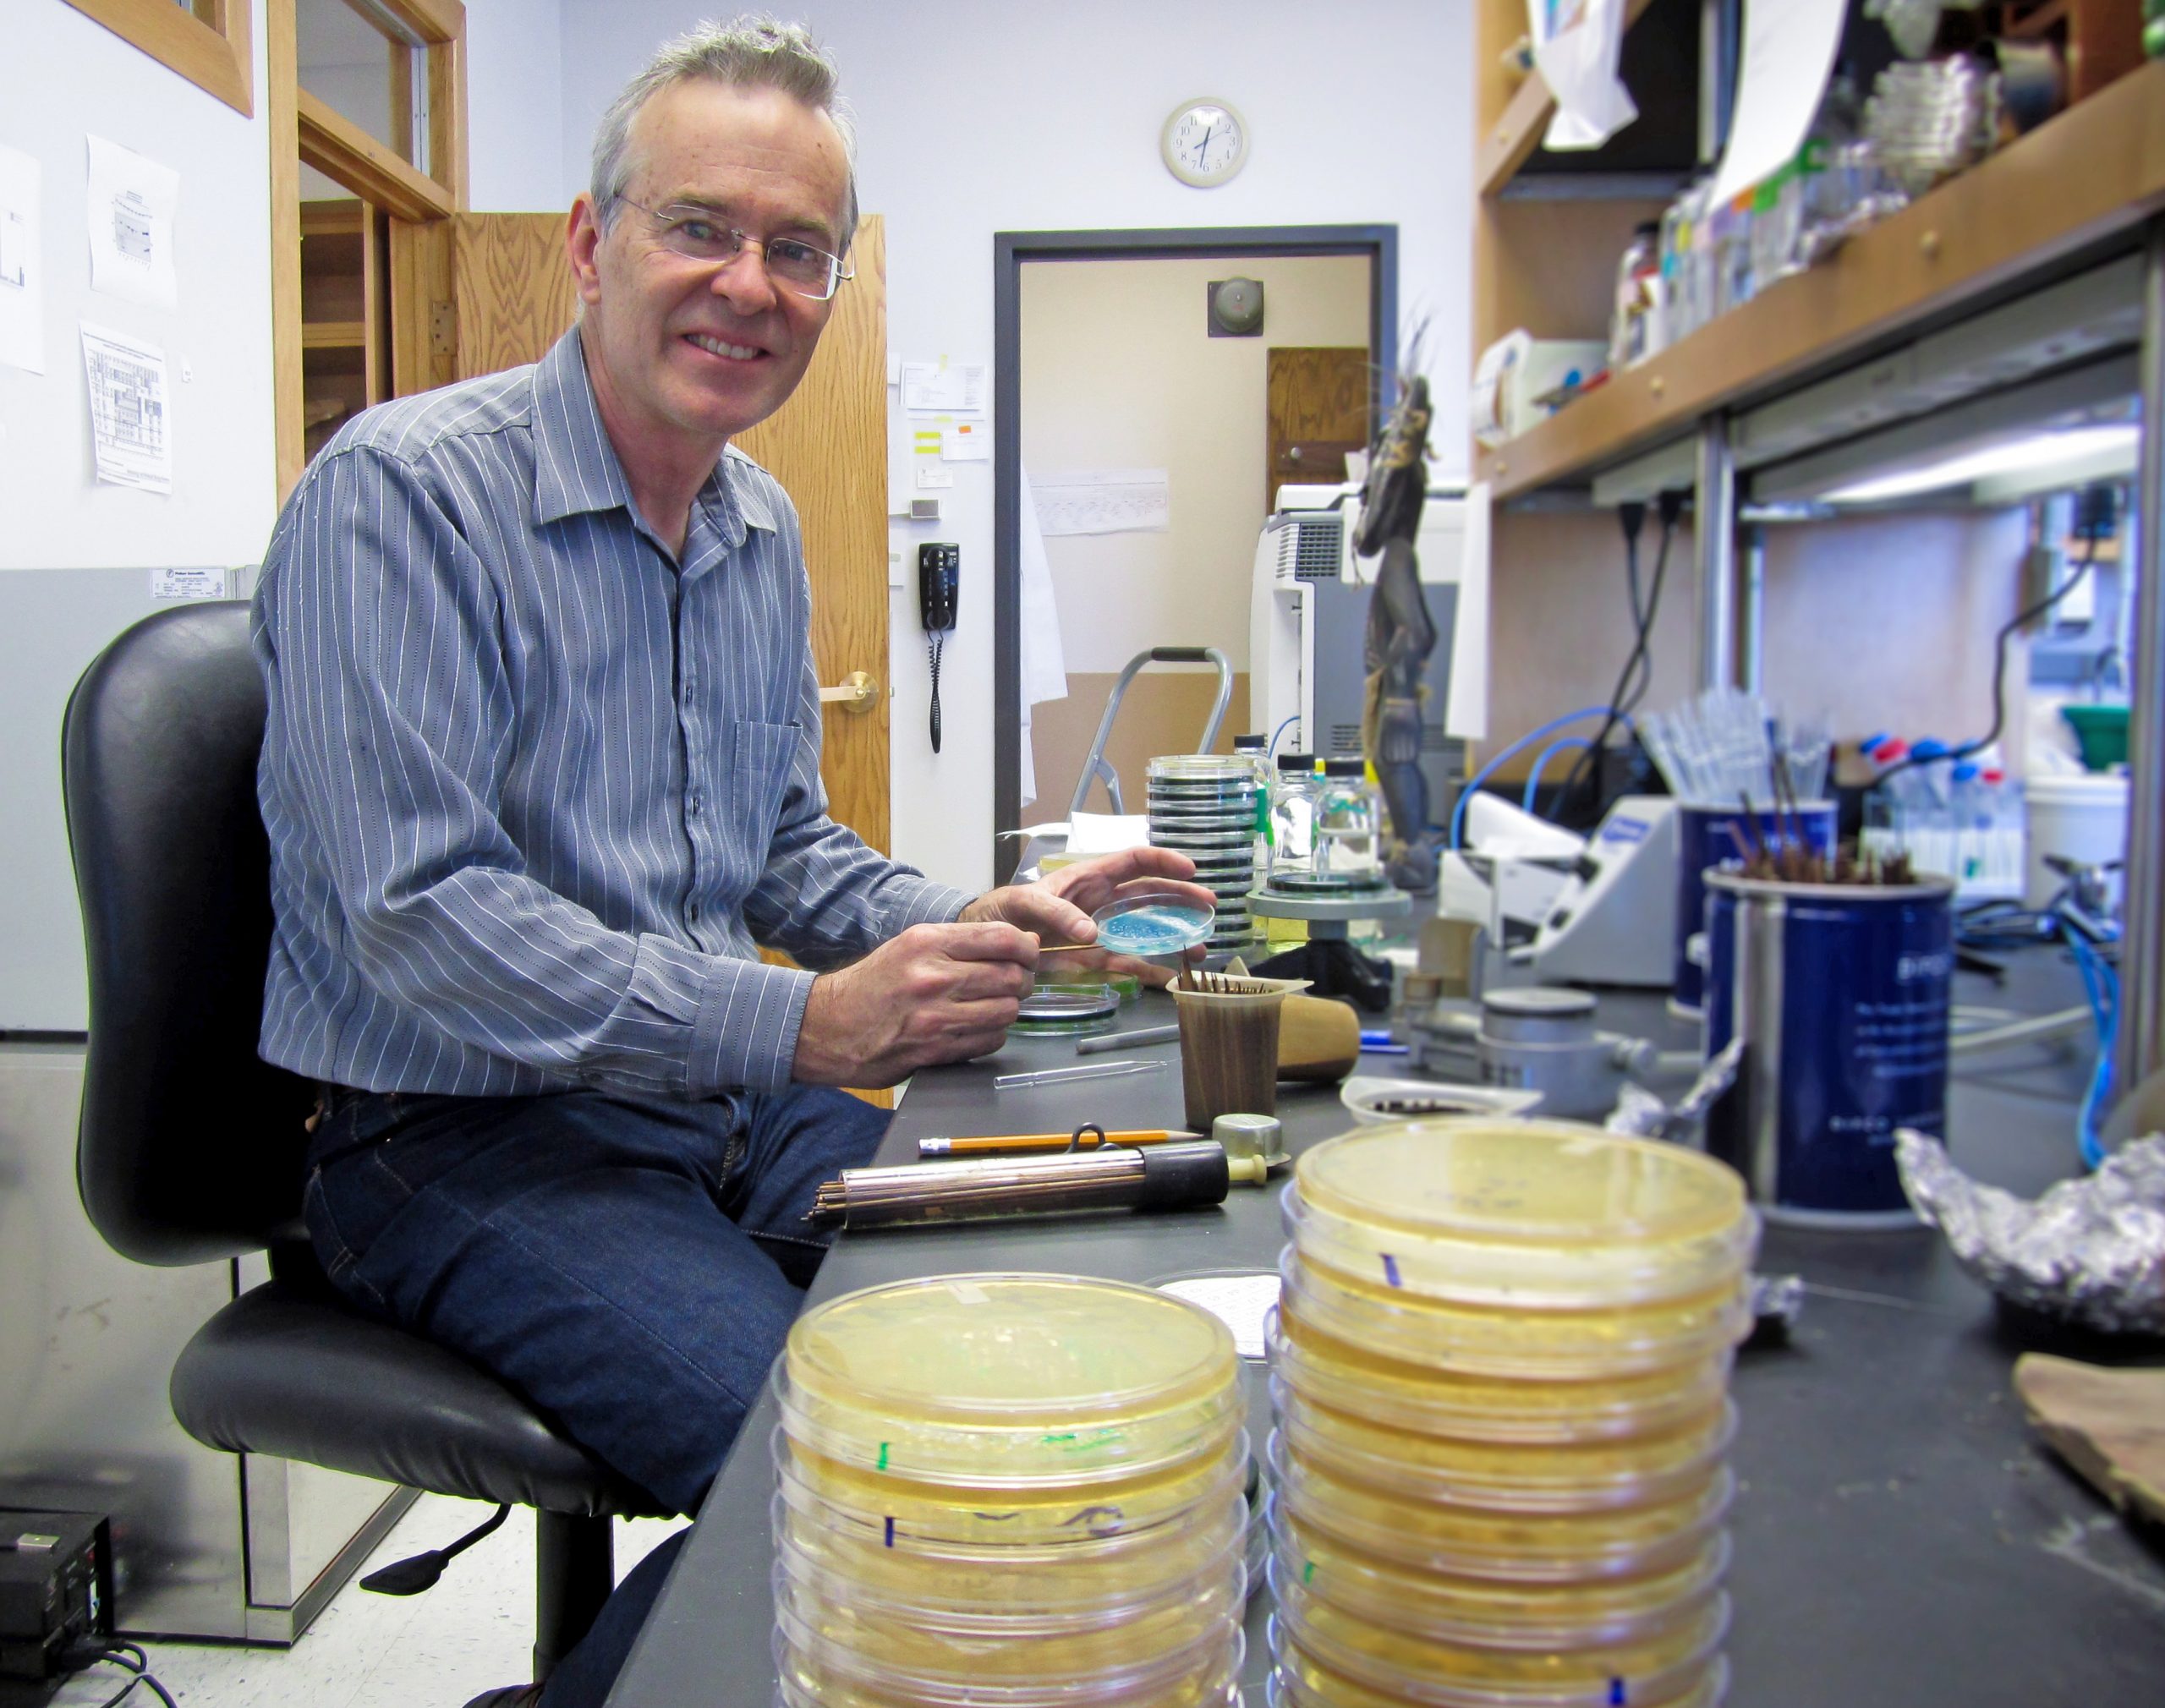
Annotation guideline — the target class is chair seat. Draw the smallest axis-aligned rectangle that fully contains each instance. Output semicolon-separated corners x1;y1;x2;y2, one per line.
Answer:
171;1281;669;1519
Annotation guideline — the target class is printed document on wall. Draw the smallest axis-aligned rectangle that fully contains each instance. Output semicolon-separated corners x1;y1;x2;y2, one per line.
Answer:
1706;0;1844;208
0;145;43;373
86;136;180;309
1032;469;1171;537
80;321;172;493
902;361;986;413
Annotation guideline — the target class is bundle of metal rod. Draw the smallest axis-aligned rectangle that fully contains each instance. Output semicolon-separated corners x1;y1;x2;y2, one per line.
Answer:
807;1141;1232;1229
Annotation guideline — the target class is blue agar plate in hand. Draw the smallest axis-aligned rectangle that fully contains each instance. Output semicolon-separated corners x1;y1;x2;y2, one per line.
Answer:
1092;890;1216;957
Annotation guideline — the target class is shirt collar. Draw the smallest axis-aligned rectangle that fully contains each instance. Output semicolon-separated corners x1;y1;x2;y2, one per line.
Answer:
532;326;780;545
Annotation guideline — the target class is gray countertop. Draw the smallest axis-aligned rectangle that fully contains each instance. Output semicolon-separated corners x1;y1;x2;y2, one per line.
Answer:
608;961;2165;1706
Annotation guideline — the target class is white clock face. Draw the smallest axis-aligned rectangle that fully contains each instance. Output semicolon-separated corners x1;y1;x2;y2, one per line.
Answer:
1162;100;1248;187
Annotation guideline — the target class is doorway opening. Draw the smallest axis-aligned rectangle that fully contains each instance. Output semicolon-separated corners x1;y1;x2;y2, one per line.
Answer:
993;226;1398;881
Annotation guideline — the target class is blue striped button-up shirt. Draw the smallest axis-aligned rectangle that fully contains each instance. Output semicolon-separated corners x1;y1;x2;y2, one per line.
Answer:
252;327;970;1098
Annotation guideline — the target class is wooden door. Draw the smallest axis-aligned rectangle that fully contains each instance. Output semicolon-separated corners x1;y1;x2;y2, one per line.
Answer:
388;213;891;852
1266;346;1371;512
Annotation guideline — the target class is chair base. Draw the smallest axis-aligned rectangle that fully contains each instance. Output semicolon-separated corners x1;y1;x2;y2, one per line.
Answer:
535;1510;615;1680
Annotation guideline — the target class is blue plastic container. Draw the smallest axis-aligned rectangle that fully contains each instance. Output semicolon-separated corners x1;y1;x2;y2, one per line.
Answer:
1702;869;1954;1228
1671;802;1837;1015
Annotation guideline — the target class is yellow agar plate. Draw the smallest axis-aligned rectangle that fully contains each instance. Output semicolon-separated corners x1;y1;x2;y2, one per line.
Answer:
1291;1122;1757;1309
782;1273;1241;1486
1274;1571;1729;1706
1269;1432;1734;1585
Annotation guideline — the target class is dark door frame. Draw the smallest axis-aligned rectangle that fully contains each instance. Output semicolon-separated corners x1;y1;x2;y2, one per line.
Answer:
992;223;1400;880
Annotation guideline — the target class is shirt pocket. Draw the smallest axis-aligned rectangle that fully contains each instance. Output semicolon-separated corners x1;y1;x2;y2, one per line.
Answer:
726;718;800;858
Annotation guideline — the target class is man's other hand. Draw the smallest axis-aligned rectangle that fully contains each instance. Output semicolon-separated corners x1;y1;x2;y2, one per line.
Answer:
959;848;1216;987
792;922;1038;1087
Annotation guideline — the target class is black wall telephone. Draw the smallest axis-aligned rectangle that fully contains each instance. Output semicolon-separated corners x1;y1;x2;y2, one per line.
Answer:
919;544;958;752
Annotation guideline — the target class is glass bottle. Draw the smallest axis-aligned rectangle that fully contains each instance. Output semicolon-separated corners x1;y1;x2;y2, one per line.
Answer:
1314;758;1384;888
1269;753;1320;889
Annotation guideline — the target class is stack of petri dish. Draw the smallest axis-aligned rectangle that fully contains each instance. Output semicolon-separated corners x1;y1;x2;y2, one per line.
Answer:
772;1274;1252;1708
1266;1120;1758;1708
1148;754;1262;958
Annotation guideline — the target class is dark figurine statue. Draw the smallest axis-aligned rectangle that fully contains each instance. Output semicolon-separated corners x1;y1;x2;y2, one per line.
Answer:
1356;371;1442;892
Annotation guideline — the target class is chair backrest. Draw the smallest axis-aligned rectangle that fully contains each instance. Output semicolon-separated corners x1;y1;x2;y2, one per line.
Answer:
62;601;316;1267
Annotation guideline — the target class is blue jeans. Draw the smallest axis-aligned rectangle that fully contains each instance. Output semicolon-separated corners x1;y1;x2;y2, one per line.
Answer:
303;1084;891;1516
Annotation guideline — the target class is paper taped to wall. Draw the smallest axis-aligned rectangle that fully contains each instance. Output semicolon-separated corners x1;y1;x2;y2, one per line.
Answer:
79;320;171;492
86;135;179;310
0;144;45;375
902;361;986;413
1032;468;1171;536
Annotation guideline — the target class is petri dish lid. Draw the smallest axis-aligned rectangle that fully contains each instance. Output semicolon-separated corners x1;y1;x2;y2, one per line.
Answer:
1149;753;1257;780
772;1485;1248;1621
1267;1430;1735;1586
1017;985;1121;1022
1268;1311;1734;1446
1277;1248;1754;1382
770;1536;1247;1642
1093;891;1216;957
1271;1377;1738;1514
1289;1124;1757;1308
1271;1570;1729;1708
1268;1620;1730;1708
782;1274;1241;1485
1270;1506;1731;1652
775;1426;1250;1548
774;1593;1245;1705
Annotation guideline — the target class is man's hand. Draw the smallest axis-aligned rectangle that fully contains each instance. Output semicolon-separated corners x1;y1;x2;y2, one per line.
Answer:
793;922;1038;1087
960;847;1217;987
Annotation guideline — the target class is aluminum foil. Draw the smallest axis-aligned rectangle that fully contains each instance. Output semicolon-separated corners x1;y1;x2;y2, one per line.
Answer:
1895;1130;2165;1334
1605;1038;1746;1141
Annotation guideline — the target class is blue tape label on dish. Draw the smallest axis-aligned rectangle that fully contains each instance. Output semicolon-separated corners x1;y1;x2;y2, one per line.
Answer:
884;1517;895;1547
1381;1253;1402;1288
1609;1681;1625;1705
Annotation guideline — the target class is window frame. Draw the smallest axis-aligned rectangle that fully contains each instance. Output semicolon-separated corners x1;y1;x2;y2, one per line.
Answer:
62;0;255;118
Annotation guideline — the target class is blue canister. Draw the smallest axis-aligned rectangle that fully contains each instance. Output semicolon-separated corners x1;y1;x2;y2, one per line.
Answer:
1702;869;1954;1228
1671;802;1837;1015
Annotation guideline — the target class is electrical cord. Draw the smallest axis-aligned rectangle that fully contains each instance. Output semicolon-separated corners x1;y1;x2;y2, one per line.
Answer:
1873;487;2115;792
927;630;945;754
57;1643;178;1708
1558;490;1682;824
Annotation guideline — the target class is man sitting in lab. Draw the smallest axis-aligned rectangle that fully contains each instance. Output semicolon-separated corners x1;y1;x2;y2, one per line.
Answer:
252;18;1198;1692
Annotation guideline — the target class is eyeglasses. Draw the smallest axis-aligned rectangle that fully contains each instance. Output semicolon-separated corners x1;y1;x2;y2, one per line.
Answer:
618;199;853;302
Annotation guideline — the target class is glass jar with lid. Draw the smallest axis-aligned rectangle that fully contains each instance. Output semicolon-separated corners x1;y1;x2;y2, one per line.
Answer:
1269;753;1320;889
1314;758;1384;888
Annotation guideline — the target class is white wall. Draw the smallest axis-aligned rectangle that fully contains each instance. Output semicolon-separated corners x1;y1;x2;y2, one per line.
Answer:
1;0;275;570
467;0;567;212
548;0;1475;892
1021;254;1369;673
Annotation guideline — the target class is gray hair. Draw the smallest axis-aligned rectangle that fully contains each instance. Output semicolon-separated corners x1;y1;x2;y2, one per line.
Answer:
589;15;858;246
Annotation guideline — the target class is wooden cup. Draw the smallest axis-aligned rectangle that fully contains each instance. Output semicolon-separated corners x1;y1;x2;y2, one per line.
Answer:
1170;983;1287;1130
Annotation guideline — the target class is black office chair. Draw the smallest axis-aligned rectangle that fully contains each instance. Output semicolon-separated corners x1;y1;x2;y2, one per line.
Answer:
61;601;668;1678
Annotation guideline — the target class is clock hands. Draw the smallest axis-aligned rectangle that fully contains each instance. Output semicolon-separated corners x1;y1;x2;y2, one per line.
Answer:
1193;121;1214;167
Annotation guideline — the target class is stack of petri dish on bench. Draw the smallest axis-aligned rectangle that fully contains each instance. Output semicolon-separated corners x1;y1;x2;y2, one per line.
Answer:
771;1273;1252;1708
1147;754;1263;960
1266;1120;1758;1708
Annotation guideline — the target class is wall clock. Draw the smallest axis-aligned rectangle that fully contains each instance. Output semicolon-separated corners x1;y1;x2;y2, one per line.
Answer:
1161;99;1249;187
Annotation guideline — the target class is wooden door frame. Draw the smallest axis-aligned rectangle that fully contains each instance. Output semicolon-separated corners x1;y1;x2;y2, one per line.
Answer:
269;0;469;497
990;224;1399;881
